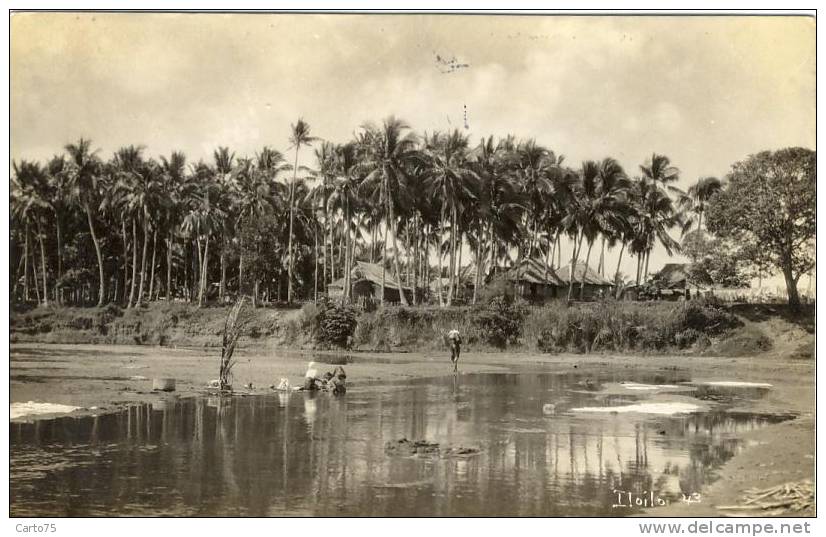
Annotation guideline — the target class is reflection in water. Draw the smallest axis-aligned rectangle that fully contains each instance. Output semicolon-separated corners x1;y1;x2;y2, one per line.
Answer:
10;373;789;516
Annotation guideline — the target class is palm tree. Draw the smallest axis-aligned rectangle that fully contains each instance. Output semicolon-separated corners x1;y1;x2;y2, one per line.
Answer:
65;138;107;306
233;147;287;302
359;117;418;306
182;163;225;307
630;176;682;283
12;160;51;305
640;153;680;191
212;147;236;302
512;140;562;265
564;161;599;301
44;155;71;302
328;143;361;302
311;141;338;293
592;158;632;282
159;151;187;301
422;129;479;306
287;118;317;303
679;176;723;237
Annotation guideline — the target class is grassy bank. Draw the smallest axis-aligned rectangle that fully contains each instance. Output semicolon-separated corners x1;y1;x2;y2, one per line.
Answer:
13;299;810;356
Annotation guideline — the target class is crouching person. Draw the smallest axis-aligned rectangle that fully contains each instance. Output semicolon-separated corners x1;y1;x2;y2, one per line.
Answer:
303;361;321;391
330;365;347;395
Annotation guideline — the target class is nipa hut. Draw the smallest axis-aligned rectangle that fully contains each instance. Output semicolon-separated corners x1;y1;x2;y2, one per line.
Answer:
555;262;614;300
327;261;414;303
502;258;566;302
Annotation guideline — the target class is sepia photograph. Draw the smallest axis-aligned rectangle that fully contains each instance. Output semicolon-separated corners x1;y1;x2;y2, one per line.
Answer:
7;8;817;524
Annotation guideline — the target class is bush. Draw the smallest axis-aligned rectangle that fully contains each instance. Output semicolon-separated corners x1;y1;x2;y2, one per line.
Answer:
472;296;527;348
316;301;358;348
674;328;702;349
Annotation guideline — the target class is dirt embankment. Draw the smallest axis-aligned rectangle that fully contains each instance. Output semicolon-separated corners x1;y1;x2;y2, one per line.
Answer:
11;301;811;357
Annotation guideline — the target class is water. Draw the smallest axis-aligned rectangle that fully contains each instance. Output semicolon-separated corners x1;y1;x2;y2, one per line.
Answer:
10;372;790;517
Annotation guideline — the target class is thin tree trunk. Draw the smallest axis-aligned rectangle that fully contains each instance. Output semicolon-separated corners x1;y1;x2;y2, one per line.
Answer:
381;222;387;305
31;245;41;304
122;221;129;304
128;218;138;308
314;222;319;304
342;201;351;303
614;241;626;298
598;235;606;276
437;200;446;307
195;238;203;304
199;235;210;307
84;201;106;306
645;248;651;280
287;147;299;304
567;231;583;303
166;232;173;302
148;230;158;302
34;220;48;305
473;226;482;304
219;228;227;302
23;222;30;301
579;239;594;300
545;235;553;286
55;216;63;303
137;218;150;306
238;234;244;296
412;214;419;304
447;203;456;306
423;225;430;302
556;234;562;270
455;230;465;300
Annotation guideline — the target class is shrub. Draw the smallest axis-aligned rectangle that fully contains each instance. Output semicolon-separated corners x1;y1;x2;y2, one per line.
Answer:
316;301;358;348
472;296;527;348
674;328;702;349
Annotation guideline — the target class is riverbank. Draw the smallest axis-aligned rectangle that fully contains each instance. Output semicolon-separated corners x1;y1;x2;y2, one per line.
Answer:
10;300;812;356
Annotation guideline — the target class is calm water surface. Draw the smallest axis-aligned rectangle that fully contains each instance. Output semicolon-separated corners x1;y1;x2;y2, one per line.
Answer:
10;370;788;516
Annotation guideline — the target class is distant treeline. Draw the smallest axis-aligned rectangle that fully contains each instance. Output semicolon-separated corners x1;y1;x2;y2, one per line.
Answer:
11;117;812;309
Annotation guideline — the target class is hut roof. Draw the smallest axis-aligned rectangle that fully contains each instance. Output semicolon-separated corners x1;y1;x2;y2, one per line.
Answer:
504;258;565;286
330;261;412;291
654;263;711;289
556;262;613;286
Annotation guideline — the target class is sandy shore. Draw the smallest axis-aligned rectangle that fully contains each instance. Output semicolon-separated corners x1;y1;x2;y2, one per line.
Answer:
10;339;815;517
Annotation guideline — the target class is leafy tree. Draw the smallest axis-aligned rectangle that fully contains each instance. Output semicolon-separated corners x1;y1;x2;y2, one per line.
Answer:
681;230;751;288
706;148;815;309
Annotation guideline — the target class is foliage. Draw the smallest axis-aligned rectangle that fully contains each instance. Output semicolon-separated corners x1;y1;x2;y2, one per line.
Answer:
681;230;751;288
531;299;740;354
471;295;528;348
706;148;816;308
220;297;250;390
315;300;359;348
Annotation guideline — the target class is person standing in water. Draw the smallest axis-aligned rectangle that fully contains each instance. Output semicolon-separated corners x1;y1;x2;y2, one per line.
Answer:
447;329;462;372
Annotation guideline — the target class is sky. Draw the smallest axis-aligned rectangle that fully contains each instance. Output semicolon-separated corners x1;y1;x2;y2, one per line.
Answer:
10;13;816;283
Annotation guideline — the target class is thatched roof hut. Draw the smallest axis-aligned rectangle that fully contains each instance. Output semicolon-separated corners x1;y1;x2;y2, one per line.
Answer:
327;261;413;303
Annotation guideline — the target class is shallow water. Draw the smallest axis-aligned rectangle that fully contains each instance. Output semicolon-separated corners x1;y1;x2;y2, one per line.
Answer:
10;371;790;517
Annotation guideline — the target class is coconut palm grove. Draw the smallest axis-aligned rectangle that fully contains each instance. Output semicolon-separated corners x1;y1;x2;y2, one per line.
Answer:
10;116;814;311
